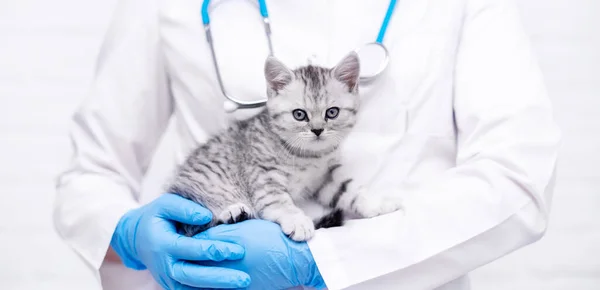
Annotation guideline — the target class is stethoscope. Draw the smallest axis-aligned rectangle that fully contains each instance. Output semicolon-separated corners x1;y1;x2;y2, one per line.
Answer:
201;0;398;112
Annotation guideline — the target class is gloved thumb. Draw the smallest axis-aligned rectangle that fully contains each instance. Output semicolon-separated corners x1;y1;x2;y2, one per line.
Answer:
158;193;213;225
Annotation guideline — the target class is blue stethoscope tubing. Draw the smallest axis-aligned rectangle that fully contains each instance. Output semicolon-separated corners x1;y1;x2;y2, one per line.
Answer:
201;0;398;112
376;0;397;44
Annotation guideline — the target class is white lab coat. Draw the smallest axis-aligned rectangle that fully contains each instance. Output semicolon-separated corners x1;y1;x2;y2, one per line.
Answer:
53;0;562;289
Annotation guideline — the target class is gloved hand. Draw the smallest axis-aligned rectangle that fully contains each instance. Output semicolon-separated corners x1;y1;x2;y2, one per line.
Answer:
110;193;251;289
196;219;327;290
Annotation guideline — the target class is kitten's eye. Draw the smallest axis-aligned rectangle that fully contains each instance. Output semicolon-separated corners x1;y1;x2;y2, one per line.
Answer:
325;107;340;119
292;109;308;121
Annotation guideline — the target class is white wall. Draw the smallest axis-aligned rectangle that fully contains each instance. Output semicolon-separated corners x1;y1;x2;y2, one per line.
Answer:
0;0;598;289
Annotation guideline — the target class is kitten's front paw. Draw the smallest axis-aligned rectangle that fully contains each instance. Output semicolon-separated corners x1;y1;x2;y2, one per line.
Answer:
279;213;315;242
352;194;403;218
218;203;254;224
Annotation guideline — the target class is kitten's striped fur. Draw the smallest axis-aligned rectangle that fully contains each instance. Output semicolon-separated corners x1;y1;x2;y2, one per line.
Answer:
167;52;402;241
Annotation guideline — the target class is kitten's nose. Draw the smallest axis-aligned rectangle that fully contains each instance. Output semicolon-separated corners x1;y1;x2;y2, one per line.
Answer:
311;129;324;136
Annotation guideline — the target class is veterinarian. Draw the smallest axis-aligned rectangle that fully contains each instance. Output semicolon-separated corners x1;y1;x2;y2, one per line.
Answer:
53;0;561;289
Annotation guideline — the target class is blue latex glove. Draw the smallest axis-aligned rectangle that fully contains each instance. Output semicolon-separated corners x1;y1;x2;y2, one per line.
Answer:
110;193;251;289
196;219;327;290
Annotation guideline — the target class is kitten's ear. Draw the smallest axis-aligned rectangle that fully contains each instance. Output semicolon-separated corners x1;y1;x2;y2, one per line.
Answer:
265;56;293;92
332;52;360;91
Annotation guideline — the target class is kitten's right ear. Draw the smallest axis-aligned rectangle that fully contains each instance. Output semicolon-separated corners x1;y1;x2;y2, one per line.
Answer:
332;52;360;92
265;56;293;92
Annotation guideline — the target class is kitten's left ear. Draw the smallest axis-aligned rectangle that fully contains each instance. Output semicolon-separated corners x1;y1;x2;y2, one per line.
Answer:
332;52;360;92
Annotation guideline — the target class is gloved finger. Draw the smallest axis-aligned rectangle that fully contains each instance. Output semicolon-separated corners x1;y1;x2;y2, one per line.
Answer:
194;222;245;242
159;194;213;225
172;282;213;290
171;261;251;289
169;236;245;261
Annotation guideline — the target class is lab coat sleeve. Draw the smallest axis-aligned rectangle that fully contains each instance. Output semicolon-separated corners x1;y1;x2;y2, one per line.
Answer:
53;0;172;270
307;0;562;289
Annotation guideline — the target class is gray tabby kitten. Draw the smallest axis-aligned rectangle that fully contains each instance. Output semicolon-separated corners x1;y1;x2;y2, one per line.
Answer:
167;52;401;241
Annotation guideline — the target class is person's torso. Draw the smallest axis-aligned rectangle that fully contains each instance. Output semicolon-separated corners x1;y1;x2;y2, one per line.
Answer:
146;0;468;289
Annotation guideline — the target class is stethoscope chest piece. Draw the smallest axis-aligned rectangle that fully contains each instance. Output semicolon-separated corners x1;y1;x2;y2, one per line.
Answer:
355;42;390;85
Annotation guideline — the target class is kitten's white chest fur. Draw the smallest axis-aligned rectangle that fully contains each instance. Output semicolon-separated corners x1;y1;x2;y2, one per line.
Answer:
285;156;338;219
288;157;335;198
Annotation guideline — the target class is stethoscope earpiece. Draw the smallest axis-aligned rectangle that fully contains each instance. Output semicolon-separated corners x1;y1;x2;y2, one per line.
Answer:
223;100;239;113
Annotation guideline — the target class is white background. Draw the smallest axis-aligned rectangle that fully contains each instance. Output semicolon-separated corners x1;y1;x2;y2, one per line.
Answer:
0;0;598;289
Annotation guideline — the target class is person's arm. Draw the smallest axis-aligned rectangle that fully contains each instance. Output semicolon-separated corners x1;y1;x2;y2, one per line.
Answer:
53;0;171;270
307;0;562;289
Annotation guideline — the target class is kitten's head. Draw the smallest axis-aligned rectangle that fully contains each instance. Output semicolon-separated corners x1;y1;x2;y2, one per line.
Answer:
264;52;361;153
